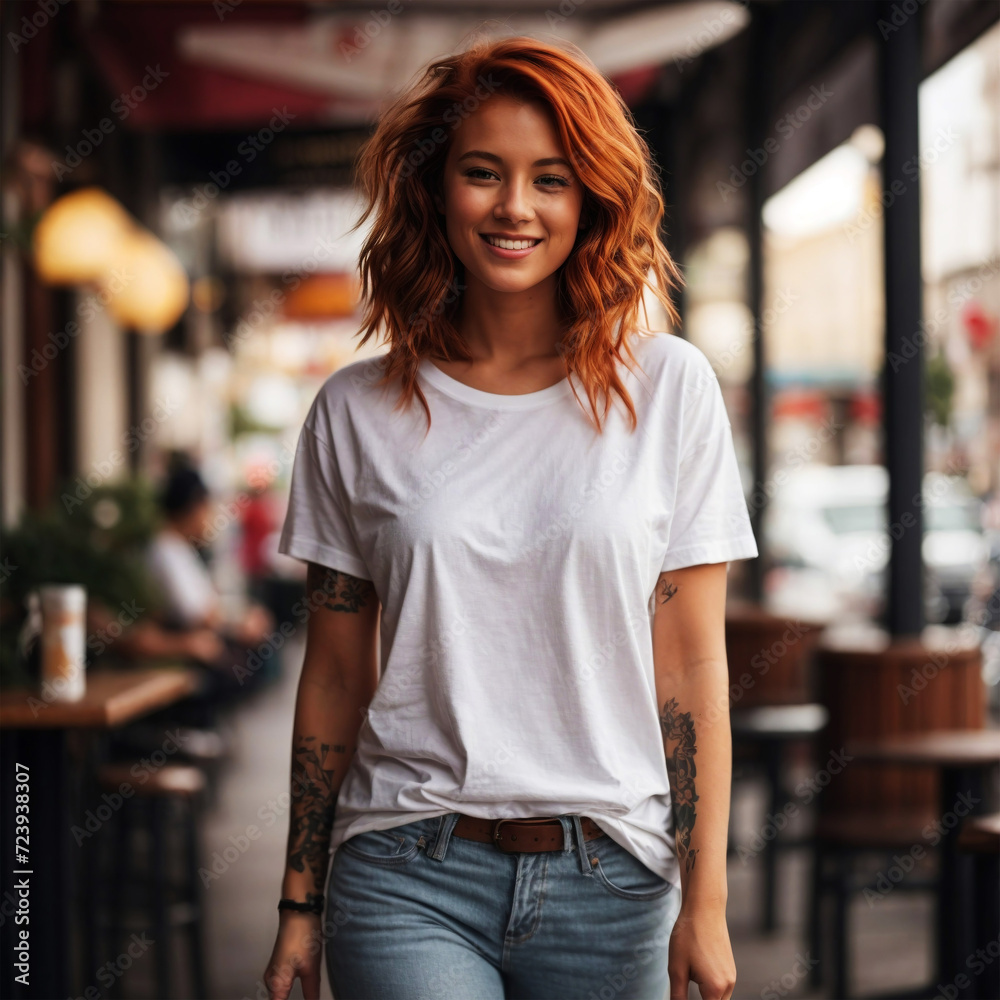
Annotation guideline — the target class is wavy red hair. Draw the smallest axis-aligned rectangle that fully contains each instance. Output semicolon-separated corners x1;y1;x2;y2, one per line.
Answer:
349;33;684;435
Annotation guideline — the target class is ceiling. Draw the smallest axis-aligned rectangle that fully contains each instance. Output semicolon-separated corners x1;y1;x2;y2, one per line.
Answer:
77;0;750;128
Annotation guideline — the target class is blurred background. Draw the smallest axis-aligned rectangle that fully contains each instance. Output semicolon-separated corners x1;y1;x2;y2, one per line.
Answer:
1;1;998;999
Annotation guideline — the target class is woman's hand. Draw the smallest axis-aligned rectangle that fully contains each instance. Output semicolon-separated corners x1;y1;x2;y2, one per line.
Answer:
230;603;275;646
668;900;736;1000
264;912;324;1000
183;627;226;666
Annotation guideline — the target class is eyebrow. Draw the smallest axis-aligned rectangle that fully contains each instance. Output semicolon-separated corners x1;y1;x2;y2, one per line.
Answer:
456;150;572;169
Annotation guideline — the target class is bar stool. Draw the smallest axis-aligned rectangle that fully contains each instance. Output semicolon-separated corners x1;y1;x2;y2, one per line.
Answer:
97;761;210;1000
730;702;829;932
956;813;1000;1000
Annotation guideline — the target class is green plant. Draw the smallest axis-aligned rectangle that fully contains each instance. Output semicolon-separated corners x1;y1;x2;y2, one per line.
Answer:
925;348;954;427
0;475;168;688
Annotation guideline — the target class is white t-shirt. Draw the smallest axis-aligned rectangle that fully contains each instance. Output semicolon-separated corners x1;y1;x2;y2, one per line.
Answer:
277;330;758;890
145;529;221;629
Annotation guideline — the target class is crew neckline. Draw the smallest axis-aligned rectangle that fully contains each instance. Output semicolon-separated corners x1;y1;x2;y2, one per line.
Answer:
418;357;576;410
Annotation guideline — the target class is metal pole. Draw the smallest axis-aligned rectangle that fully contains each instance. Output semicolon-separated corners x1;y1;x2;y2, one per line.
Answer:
878;0;925;637
747;3;773;605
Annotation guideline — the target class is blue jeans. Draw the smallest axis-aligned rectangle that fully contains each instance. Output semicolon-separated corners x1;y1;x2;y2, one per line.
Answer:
325;813;682;999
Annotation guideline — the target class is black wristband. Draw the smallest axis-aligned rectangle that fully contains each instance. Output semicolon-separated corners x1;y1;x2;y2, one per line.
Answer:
278;897;323;915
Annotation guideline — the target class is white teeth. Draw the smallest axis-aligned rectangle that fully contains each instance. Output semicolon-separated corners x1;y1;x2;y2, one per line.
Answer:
484;236;540;250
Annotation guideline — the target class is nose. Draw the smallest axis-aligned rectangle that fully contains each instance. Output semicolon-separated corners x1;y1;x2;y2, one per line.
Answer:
493;176;534;226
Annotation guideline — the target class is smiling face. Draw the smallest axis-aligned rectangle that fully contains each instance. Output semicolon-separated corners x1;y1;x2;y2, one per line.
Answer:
434;93;587;298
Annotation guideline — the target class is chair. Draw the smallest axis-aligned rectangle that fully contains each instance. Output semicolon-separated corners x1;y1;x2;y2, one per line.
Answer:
97;761;209;1000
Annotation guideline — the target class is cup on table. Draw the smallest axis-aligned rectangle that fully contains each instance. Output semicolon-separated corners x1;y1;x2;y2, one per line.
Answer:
38;584;87;702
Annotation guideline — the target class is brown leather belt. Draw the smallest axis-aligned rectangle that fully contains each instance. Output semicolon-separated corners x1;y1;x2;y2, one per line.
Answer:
451;813;605;853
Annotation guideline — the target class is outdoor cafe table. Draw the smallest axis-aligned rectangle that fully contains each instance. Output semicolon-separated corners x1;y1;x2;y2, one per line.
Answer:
845;729;1000;1000
0;665;200;1000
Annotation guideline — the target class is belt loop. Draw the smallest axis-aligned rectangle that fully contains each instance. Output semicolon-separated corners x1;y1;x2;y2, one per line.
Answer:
557;815;574;853
570;815;591;873
428;812;460;862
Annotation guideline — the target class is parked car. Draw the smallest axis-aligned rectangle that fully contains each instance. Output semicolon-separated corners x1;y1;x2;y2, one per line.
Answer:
764;464;990;625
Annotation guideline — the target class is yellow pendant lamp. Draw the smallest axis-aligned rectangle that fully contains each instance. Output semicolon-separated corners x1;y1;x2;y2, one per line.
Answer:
31;186;190;334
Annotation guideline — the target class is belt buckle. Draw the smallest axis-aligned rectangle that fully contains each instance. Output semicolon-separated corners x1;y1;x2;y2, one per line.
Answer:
492;818;519;853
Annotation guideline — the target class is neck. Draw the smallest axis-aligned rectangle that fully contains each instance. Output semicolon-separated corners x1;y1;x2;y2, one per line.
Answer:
454;276;564;365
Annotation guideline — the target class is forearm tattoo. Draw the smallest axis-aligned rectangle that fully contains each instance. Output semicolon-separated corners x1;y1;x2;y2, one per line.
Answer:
308;563;376;613
286;735;343;908
657;579;679;604
659;696;700;873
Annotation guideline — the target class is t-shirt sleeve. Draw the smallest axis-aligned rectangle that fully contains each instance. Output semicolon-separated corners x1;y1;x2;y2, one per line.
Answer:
660;358;759;572
276;421;373;581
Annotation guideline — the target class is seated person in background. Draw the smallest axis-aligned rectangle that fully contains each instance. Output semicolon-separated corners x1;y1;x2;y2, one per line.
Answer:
120;465;277;727
146;465;274;647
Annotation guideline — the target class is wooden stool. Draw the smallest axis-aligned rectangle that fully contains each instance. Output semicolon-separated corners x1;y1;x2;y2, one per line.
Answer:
97;762;209;1000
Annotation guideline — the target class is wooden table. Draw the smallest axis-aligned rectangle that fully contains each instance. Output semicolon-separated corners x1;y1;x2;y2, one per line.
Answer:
0;666;200;1000
846;729;1000;1000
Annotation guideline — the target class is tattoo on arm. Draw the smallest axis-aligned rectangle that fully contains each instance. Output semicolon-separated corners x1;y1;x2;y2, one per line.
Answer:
309;564;376;614
659;696;700;873
286;735;344;908
657;579;679;605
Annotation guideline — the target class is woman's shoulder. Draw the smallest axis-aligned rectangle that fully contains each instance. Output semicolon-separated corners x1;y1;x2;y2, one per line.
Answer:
304;353;391;438
625;328;717;388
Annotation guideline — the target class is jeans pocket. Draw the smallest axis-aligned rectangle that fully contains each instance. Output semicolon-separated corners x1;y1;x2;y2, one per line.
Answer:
587;837;675;901
338;821;429;867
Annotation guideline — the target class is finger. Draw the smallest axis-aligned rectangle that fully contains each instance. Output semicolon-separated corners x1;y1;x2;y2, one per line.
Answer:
264;968;292;1000
668;966;689;1000
302;966;321;1000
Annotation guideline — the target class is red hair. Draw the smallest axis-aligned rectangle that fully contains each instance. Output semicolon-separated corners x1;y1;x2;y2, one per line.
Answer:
349;33;684;435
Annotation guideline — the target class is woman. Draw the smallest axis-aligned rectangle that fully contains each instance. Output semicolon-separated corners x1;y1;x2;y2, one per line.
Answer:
264;34;756;1000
